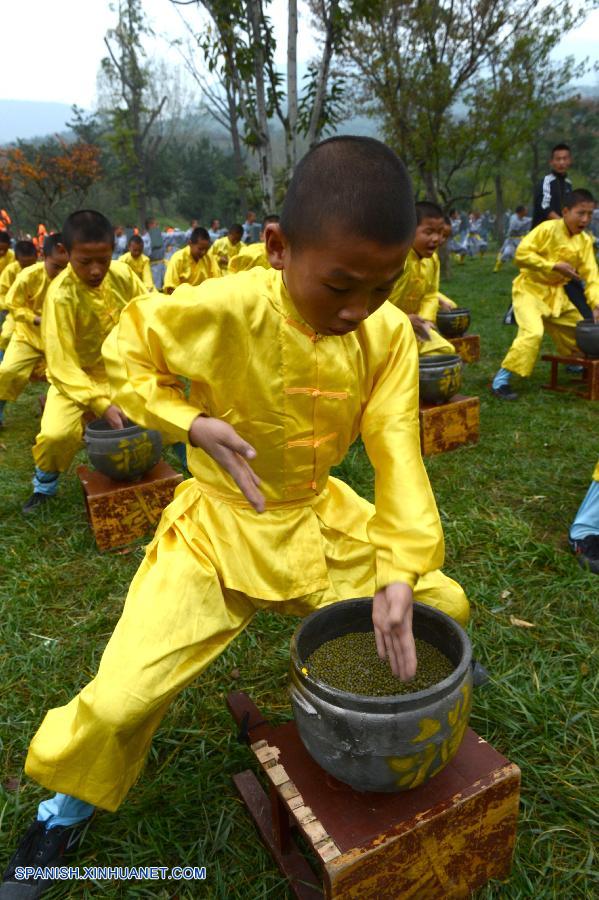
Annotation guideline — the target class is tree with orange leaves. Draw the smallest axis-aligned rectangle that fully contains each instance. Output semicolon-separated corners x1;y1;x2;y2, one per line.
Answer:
0;138;101;229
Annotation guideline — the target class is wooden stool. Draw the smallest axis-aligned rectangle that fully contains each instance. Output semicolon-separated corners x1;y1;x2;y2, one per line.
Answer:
77;461;183;551
228;691;520;899
450;334;480;363
541;354;599;401
419;395;480;456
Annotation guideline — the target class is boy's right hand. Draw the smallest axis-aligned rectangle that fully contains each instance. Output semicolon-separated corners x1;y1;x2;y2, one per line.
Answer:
188;415;265;513
408;314;434;341
553;262;580;280
104;404;127;429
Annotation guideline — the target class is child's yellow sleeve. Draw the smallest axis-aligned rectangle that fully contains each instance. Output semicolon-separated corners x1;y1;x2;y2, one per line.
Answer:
141;257;155;291
361;314;444;589
42;291;112;416
163;253;180;291
5;272;37;325
515;224;556;276
109;287;210;440
419;256;441;321
579;236;599;309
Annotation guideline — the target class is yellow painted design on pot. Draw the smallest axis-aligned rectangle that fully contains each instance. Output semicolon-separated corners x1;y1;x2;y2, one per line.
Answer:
108;433;155;476
386;682;472;789
411;717;441;743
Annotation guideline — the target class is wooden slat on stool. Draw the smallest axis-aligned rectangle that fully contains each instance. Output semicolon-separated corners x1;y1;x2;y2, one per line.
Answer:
77;461;182;551
419;394;480;456
227;691;520;899
450;334;481;363
541;354;599;401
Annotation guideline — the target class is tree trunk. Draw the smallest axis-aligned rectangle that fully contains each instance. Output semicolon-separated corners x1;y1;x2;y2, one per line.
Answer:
246;0;275;210
421;164;438;203
494;171;505;242
306;0;339;147
439;240;451;280
287;0;298;173
530;140;540;197
226;83;249;210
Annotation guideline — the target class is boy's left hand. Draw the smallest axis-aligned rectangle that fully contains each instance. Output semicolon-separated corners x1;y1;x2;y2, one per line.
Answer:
372;582;417;682
593;306;599;323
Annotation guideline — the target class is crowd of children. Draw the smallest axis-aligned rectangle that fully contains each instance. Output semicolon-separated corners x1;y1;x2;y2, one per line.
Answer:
0;134;597;897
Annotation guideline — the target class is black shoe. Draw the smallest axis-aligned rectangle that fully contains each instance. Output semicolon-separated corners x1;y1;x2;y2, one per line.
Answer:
566;364;584;375
22;494;51;515
491;384;518;400
1;818;92;898
573;535;599;575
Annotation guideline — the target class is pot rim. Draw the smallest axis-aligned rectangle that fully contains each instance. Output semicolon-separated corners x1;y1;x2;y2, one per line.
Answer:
419;353;462;366
84;418;160;440
290;598;472;714
437;307;470;317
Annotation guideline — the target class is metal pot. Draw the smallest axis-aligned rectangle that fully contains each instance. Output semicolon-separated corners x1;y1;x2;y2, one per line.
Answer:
289;598;472;793
84;418;162;482
419;353;462;405
436;307;471;338
575;321;599;358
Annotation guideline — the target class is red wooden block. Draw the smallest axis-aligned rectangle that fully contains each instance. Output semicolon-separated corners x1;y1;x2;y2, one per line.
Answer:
451;334;481;363
419;394;480;456
77;461;183;551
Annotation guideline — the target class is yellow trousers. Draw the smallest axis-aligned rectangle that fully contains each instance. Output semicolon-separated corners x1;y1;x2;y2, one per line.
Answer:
502;285;580;378
26;482;469;811
32;383;104;472
0;312;14;351
418;328;455;356
0;339;45;401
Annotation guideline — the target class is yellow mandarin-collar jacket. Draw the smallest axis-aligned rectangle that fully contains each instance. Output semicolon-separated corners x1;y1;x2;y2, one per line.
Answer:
106;267;444;599
43;261;145;416
163;245;221;292
229;241;270;273
0;248;15;279
119;251;154;291
515;219;599;314
5;261;51;350
387;249;440;320
209;236;245;267
0;260;24;310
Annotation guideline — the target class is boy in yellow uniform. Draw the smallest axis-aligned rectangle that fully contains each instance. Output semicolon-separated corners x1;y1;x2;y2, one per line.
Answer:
388;202;455;355
492;189;599;399
210;222;244;270
0;231;15;277
0;235;68;427
22;210;146;513
0;240;38;361
163;226;221;294
229;214;280;273
4;138;469;892
119;234;154;290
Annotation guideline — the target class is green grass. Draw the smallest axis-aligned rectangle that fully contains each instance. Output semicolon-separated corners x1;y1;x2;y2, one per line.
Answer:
1;255;597;898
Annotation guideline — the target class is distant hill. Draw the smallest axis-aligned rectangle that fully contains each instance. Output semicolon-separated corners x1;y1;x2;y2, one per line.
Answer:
0;84;595;147
0;100;74;145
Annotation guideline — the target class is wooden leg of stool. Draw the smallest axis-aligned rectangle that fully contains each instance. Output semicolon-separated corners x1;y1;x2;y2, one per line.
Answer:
270;783;292;854
233;771;324;899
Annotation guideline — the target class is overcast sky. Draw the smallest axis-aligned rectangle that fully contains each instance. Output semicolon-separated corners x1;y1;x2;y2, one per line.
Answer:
3;0;598;108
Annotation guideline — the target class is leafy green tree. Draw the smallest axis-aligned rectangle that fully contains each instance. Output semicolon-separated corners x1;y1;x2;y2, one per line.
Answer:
100;0;169;223
339;0;594;207
171;0;346;210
